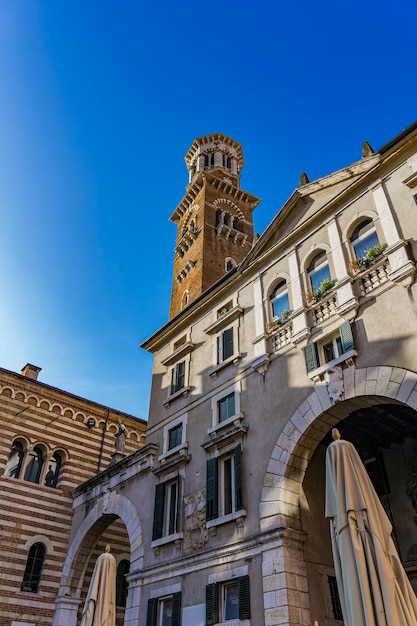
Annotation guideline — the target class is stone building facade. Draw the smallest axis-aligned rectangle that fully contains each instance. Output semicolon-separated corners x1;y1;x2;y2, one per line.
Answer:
54;122;417;626
0;364;146;626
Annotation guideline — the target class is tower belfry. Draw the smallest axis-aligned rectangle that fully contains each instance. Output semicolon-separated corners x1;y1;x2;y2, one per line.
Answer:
169;133;261;318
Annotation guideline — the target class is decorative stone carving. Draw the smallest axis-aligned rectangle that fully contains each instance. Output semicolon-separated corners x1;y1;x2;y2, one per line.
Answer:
183;489;207;552
326;365;344;404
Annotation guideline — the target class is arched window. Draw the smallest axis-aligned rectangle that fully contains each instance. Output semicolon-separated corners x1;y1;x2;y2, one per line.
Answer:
24;446;44;484
350;218;380;259
4;440;24;479
21;542;46;592
270;281;290;319
116;559;130;607
308;251;332;293
44;452;62;488
181;291;189;310
225;258;236;272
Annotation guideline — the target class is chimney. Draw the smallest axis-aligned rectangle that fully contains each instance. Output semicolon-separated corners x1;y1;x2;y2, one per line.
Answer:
21;363;42;381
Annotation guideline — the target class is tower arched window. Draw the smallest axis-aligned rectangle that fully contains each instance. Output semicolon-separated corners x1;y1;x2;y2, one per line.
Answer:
225;258;236;272
21;542;46;592
204;153;215;169
4;440;24;479
44;452;62;488
116;559;130;607
350;218;380;259
307;251;332;293
270;281;290;319
24;446;44;484
181;291;189;310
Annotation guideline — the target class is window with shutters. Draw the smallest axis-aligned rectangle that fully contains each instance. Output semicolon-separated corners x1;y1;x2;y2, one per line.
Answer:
206;575;250;624
162;335;194;405
303;320;356;376
171;362;185;395
204;303;243;377
147;591;182;626
217;328;234;363
206;445;245;528
152;478;180;544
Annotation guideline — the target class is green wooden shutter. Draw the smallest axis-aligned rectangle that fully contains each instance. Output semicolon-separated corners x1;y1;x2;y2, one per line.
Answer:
172;591;182;626
303;342;319;373
206;583;218;625
238;575;251;619
152;482;165;540
223;328;234;360
339;320;354;353
206;457;218;521
234;444;243;512
146;597;157;626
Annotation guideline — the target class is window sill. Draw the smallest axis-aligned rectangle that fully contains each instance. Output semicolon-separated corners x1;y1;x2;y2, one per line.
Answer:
206;509;247;532
207;412;244;437
161;342;194;367
151;532;183;552
307;349;357;381
202;416;248;452
204;306;243;334
153;448;191;475
164;386;191;407
158;443;188;463
210;354;241;379
216;621;250;626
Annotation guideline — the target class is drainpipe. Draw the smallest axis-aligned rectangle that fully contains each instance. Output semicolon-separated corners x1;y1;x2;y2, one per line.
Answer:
97;410;110;474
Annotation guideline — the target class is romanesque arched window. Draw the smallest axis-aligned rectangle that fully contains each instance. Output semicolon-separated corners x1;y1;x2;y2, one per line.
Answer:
44;452;62;488
24;446;44;484
4;440;24;479
21;542;46;592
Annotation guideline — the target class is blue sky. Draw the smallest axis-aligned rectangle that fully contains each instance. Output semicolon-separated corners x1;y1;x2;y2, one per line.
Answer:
0;1;416;419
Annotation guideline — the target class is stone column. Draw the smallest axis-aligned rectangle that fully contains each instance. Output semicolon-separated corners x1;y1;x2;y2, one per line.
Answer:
288;249;310;344
52;595;81;626
327;218;358;318
262;528;311;626
124;574;142;626
371;181;416;287
251;275;270;375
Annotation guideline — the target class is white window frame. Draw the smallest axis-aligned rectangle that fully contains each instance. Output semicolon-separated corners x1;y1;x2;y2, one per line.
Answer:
209;382;242;435
159;413;188;461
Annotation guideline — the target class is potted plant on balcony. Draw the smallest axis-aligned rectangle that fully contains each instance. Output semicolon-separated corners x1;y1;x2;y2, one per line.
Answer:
266;309;292;333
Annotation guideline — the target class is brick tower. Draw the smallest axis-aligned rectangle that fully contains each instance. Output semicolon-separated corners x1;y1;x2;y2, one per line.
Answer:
169;132;261;318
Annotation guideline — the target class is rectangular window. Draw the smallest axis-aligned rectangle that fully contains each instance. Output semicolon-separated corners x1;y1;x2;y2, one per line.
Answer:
218;393;235;423
168;424;183;450
206;576;250;624
147;593;182;626
152;479;179;540
217;328;234;363
170;361;185;395
206;445;243;521
303;321;354;373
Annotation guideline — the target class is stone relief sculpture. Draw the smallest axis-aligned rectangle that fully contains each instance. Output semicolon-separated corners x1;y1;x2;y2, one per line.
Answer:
183;489;207;552
327;365;344;404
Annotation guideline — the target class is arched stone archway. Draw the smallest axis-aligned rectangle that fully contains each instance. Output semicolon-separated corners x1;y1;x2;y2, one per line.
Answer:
53;492;143;626
260;365;417;626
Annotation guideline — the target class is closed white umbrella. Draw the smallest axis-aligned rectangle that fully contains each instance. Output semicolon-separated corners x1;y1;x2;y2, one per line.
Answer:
325;429;417;626
80;545;116;626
